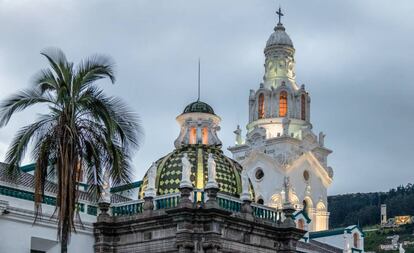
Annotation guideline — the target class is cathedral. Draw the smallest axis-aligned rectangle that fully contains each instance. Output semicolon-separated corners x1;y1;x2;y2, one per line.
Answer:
0;8;365;253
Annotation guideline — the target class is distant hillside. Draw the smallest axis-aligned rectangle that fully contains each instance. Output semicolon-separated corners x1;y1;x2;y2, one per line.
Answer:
365;224;414;253
328;183;414;228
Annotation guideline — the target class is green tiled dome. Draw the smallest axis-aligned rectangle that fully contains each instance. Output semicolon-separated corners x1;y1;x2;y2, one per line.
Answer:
183;100;215;115
139;145;254;199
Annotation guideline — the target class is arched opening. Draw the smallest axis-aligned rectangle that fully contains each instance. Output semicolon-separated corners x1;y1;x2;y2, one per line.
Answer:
189;127;197;144
297;218;305;230
270;194;282;209
303;197;313;215
257;198;264;205
202;127;208;145
316;201;326;211
353;233;359;248
258;93;265;119
301;94;306;120
279;91;288;117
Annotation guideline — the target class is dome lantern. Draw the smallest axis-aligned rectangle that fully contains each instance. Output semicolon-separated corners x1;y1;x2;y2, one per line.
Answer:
174;100;222;148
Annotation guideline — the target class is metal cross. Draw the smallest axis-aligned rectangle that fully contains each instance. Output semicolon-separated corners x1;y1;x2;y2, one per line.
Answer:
276;6;284;24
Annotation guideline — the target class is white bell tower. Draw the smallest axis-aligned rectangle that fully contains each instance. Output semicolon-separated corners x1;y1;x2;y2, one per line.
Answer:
229;8;333;232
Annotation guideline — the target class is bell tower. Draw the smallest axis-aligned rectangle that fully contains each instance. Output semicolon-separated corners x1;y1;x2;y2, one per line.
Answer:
229;8;333;232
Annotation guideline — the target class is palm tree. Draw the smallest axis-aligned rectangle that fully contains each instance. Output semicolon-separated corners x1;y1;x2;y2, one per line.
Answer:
0;48;141;253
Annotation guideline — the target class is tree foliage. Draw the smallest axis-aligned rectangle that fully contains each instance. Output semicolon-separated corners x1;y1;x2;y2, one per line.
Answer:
329;183;414;228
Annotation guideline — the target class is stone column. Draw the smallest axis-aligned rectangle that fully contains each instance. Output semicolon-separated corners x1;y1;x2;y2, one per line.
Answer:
282;176;296;227
97;202;111;222
205;186;219;209
179;186;194;209
143;196;154;212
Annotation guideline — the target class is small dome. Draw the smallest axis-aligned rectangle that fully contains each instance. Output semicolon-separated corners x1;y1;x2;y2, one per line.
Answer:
266;23;293;47
183;100;215;115
139;145;255;199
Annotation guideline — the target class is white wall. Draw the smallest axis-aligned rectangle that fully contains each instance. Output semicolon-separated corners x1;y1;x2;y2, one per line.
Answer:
0;217;94;253
0;195;95;253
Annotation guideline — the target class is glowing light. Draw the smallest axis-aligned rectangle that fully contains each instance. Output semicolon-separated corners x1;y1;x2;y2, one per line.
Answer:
189;127;197;144
279;91;288;117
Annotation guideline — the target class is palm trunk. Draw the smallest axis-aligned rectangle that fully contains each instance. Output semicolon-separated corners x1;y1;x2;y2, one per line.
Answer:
61;239;68;253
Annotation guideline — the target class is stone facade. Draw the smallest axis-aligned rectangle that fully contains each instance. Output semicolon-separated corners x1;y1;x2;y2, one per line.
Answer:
94;193;305;253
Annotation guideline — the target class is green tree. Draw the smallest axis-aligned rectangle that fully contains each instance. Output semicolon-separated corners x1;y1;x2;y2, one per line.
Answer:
0;48;141;253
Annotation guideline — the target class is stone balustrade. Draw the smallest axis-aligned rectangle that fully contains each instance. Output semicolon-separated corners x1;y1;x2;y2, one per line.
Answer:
109;190;283;224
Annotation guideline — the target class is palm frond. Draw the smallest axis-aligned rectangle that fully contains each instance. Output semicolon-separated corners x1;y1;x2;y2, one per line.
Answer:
73;54;115;95
0;88;53;126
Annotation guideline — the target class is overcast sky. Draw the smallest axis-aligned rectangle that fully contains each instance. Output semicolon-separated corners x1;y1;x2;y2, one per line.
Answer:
0;0;413;195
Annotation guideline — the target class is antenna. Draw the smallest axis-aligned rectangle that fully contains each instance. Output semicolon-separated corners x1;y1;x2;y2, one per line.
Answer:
197;58;201;101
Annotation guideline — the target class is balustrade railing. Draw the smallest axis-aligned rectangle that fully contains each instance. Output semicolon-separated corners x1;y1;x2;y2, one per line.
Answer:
109;190;283;224
0;184;98;216
251;203;281;222
217;193;241;212
155;193;180;209
112;199;144;216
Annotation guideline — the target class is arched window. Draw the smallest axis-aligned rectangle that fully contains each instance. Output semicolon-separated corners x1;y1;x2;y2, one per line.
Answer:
301;94;306;120
257;198;264;205
303;198;312;215
297;218;305;230
202;127;208;145
258;93;265;119
189;127;197;144
353;233;359;248
279;91;288;117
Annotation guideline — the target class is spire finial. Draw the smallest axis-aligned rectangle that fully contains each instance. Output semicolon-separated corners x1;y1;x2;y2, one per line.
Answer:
276;6;284;25
197;58;201;101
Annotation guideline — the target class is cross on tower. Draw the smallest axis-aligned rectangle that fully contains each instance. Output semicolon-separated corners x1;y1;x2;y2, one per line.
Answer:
276;6;284;24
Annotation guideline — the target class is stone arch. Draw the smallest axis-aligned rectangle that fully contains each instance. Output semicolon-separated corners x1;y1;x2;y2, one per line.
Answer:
279;90;288;117
290;192;300;205
353;233;360;248
256;194;265;205
316;201;326;211
303;196;313;214
258;93;265;119
269;193;282;209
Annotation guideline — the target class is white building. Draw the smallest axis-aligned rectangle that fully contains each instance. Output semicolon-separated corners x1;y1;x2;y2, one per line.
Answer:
228;9;332;232
0;164;129;253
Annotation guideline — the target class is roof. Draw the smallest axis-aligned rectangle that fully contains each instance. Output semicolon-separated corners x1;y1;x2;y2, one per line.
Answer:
309;225;365;239
20;163;36;173
139;144;254;199
297;240;342;253
111;181;142;193
266;23;293;47
183;100;215;115
0;163;131;204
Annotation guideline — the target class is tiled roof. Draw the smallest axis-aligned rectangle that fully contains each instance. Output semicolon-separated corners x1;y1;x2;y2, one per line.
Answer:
139;145;250;199
0;163;131;204
297;240;342;253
